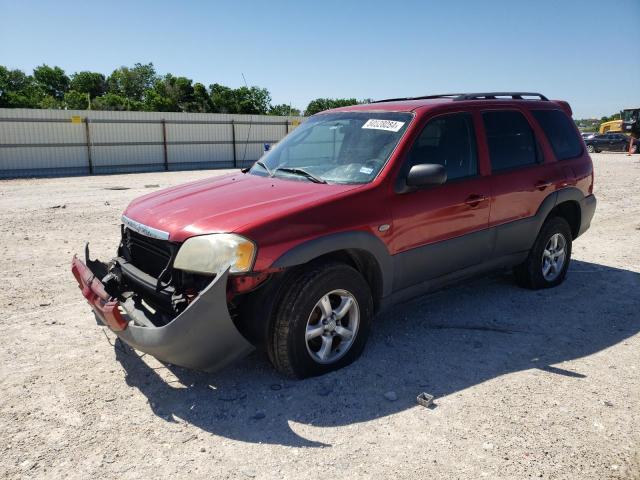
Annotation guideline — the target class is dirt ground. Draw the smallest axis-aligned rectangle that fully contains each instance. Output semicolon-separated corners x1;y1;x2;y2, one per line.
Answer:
1;153;639;479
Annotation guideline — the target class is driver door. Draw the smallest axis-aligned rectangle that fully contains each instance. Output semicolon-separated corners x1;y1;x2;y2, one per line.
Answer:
389;112;491;291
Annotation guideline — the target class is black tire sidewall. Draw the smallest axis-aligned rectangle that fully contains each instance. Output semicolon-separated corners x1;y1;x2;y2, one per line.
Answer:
529;217;573;288
280;264;373;378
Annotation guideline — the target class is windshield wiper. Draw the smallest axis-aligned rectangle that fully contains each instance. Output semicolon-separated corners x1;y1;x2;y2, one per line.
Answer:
255;160;273;177
274;167;327;184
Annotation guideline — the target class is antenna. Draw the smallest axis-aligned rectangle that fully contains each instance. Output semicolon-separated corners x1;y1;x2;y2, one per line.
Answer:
240;73;252;167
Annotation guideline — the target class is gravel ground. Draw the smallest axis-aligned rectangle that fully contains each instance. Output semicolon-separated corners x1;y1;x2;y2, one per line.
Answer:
1;153;639;479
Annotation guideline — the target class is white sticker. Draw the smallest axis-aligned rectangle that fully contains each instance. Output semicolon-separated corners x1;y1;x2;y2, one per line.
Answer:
359;166;374;174
362;119;405;132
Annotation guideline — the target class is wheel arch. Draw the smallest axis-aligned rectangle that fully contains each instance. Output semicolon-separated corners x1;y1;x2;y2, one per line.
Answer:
535;188;584;240
271;231;393;311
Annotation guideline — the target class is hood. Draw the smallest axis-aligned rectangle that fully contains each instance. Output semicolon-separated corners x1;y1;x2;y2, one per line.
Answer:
123;172;359;242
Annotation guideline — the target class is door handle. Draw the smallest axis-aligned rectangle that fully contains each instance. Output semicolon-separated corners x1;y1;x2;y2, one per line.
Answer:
464;194;487;207
535;180;553;191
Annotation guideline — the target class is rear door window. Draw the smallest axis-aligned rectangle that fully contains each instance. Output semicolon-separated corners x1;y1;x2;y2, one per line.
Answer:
482;111;540;171
407;113;478;181
532;109;583;160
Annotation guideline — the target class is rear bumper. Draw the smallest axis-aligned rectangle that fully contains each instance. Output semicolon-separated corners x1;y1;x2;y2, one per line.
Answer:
577;194;597;238
71;255;254;372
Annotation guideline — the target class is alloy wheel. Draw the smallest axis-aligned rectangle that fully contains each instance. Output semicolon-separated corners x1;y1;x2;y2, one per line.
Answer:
305;289;360;364
542;233;567;281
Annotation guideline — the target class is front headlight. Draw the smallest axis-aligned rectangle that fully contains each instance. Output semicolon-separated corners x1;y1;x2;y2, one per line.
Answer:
173;234;256;275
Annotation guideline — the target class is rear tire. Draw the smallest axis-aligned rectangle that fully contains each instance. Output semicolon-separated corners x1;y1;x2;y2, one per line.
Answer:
267;262;373;378
514;216;572;289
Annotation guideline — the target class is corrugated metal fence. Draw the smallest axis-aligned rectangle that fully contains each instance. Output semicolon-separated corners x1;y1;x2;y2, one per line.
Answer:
0;109;305;178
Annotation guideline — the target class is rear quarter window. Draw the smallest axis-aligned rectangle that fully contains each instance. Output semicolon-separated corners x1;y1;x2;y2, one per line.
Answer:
482;110;540;171
532;110;583;160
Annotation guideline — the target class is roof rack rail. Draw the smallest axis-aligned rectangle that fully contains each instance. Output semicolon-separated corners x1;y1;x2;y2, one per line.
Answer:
453;92;549;101
372;92;548;103
372;94;464;103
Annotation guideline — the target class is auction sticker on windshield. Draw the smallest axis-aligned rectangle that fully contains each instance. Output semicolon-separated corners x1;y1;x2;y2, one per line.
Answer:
362;119;405;132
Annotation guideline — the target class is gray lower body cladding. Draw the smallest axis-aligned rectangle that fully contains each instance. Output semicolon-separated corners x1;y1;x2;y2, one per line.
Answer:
82;255;254;372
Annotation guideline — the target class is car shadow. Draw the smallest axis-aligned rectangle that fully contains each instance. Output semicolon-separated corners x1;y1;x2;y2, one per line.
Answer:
113;259;640;447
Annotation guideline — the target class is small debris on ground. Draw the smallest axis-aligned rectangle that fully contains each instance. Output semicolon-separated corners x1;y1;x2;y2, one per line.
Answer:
241;468;257;478
251;410;266;420
384;391;398;402
145;184;160;188
49;204;66;209
104;186;130;190
417;392;435;408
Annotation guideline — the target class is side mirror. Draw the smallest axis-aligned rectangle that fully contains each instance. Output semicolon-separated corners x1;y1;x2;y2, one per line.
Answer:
406;163;447;188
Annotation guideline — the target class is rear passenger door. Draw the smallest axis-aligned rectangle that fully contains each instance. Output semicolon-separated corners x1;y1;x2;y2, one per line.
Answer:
390;112;491;290
483;110;565;257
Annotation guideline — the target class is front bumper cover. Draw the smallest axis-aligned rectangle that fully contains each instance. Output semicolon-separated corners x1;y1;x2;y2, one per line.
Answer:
71;255;254;372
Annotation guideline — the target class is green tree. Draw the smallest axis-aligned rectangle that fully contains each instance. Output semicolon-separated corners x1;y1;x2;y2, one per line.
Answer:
268;103;301;116
235;86;271;114
39;95;63;109
209;83;236;113
209;84;271;114
150;74;195;111
305;98;358;115
33;64;69;100
0;66;36;107
64;90;89;110
92;92;142;111
190;82;212;113
142;88;177;112
69;71;106;98
106;63;157;102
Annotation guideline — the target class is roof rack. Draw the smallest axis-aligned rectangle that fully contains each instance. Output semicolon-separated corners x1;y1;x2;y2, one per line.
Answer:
372;94;463;103
453;92;549;101
372;92;548;103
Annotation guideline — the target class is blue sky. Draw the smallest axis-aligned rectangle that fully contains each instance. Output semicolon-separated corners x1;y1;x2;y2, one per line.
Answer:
1;0;638;118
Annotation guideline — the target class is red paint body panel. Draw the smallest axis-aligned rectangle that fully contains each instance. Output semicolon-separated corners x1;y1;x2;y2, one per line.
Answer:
124;173;361;243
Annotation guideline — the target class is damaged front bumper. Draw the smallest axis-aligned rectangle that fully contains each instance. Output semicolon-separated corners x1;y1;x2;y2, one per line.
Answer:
71;254;254;372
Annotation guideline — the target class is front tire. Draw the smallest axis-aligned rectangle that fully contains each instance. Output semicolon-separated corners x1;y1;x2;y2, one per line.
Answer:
586;144;595;153
514;216;572;289
268;262;373;378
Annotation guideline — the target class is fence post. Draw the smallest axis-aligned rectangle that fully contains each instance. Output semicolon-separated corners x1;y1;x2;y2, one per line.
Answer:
161;119;169;171
84;117;93;175
285;119;289;136
231;119;237;168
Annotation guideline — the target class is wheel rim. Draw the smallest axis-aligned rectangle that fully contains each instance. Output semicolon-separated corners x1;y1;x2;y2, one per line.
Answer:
541;233;567;281
305;289;360;364
587;145;594;153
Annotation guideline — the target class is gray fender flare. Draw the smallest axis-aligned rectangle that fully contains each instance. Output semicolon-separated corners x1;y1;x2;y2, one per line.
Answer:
532;187;585;238
272;231;394;297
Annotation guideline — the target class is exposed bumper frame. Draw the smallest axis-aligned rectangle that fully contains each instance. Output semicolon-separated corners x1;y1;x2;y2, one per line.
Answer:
71;256;254;372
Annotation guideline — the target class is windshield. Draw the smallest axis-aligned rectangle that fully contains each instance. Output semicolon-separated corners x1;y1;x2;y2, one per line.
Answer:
249;111;412;184
622;109;638;123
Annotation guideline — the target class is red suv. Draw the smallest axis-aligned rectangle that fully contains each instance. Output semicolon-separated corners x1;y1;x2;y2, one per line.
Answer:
72;92;596;378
